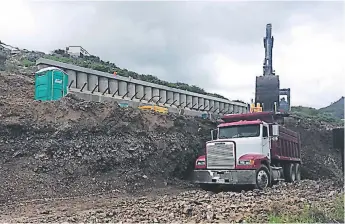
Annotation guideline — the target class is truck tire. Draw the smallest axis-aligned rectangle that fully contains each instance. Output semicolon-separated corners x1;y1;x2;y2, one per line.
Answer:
294;163;301;182
255;165;271;190
284;163;295;182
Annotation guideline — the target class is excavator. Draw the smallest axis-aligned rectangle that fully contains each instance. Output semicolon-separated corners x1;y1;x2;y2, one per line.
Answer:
254;24;291;114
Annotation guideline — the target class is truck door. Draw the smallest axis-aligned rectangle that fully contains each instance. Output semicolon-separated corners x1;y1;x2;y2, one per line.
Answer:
262;125;270;158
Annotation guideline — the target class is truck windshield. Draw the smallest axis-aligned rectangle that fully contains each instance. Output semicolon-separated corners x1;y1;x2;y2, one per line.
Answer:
218;124;260;139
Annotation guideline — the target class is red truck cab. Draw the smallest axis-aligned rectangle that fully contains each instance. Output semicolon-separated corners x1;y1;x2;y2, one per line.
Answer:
193;111;302;190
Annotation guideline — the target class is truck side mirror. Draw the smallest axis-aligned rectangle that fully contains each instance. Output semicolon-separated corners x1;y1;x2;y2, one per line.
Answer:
272;124;279;137
211;129;218;140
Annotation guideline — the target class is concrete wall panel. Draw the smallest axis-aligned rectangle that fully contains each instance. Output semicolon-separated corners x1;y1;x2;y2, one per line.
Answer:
173;93;180;107
88;74;98;92
186;95;193;109
224;103;230;113
229;104;234;113
214;101;220;113
99;77;108;94
144;86;152;101
136;85;144;99
109;79;119;96
159;90;167;104
204;99;210;111
152;88;160;103
167;91;173;104
219;102;225;113
66;69;76;88
209;100;215;111
119;81;127;96
128;83;135;99
234;105;239;113
192;96;198;109
77;72;88;89
198;98;204;110
180;94;186;107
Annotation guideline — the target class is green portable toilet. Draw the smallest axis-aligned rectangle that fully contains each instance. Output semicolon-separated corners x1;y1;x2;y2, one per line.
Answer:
118;102;129;108
34;67;69;101
201;113;208;119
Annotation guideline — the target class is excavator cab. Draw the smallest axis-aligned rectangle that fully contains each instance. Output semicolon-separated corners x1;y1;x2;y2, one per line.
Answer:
278;89;291;113
278;97;289;113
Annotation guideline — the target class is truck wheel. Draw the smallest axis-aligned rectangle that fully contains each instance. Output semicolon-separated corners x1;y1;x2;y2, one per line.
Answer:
255;165;271;190
294;163;301;182
284;163;295;182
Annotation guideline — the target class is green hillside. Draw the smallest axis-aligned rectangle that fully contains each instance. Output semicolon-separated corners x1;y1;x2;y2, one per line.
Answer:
319;97;344;119
291;103;343;125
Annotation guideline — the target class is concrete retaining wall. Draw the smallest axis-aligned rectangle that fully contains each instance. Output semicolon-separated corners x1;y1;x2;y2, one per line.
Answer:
36;58;248;116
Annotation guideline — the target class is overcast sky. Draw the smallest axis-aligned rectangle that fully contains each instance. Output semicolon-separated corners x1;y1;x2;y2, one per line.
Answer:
1;0;344;108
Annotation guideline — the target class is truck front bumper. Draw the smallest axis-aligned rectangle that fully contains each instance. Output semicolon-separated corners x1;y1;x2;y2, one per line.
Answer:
193;169;256;185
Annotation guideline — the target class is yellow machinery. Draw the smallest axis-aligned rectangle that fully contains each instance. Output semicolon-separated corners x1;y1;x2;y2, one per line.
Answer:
138;105;168;114
250;103;263;113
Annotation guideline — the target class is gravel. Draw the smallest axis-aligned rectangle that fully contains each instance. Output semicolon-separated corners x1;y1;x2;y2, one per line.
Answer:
1;180;343;223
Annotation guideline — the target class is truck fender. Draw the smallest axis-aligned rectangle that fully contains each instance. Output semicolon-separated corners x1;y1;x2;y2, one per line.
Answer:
195;155;206;169
237;154;269;169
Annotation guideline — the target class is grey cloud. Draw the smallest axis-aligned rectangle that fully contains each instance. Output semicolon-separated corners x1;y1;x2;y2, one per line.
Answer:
25;1;344;102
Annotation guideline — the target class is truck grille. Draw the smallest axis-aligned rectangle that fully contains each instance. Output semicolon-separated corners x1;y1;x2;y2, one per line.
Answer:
206;142;235;169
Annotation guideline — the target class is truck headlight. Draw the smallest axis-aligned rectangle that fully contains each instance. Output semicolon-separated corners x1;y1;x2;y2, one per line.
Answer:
238;159;254;165
196;160;205;166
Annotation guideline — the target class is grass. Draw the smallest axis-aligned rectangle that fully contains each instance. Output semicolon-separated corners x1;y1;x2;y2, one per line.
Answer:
291;106;343;125
21;58;35;67
268;194;344;223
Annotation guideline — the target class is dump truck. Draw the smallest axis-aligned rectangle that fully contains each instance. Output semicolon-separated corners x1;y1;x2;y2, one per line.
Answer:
193;111;302;190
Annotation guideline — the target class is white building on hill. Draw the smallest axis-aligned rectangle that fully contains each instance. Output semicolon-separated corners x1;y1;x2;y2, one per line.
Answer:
65;46;90;57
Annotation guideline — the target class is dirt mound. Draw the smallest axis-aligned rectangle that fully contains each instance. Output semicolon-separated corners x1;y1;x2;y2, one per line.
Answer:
0;67;215;203
285;117;343;182
0;90;214;203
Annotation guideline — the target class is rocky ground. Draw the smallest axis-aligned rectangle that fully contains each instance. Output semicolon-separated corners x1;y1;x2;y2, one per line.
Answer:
1;180;343;223
0;46;344;222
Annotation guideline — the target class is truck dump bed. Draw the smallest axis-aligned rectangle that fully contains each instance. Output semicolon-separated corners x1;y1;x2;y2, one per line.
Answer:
222;111;301;162
270;125;301;161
